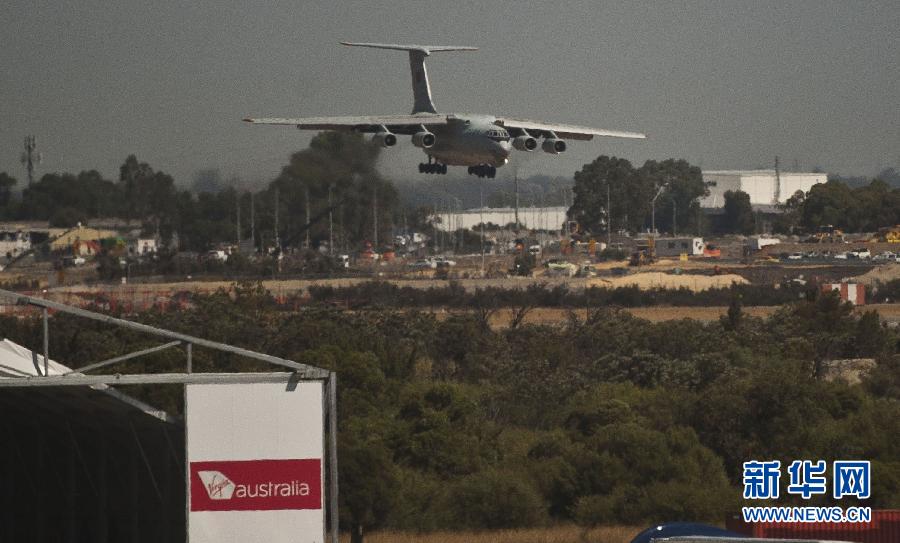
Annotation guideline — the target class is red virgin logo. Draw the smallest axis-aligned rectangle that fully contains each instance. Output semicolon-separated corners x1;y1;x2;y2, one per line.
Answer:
190;459;321;511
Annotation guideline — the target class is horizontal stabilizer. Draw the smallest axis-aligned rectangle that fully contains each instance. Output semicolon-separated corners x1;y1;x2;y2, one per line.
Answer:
341;41;478;55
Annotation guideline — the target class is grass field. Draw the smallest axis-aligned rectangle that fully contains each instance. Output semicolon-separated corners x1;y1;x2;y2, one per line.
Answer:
340;525;643;543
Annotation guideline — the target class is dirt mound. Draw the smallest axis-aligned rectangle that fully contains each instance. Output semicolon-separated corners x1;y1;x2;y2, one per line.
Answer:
588;272;747;291
853;263;900;285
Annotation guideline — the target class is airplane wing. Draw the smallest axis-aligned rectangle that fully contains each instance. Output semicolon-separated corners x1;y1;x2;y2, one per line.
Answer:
243;114;450;134
494;117;647;141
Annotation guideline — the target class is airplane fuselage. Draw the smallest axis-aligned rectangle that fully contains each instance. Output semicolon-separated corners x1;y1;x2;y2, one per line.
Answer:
423;114;511;168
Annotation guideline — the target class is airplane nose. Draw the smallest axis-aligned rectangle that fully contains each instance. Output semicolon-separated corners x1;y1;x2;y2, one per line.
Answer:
489;141;511;167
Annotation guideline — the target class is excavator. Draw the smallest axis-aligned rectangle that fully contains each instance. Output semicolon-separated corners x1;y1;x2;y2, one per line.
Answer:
629;238;657;266
805;225;845;243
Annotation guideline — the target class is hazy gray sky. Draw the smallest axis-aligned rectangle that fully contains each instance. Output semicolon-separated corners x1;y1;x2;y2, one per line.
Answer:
2;1;898;188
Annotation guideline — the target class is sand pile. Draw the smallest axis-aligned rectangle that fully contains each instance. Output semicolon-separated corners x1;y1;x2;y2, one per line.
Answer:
588;272;748;292
853;263;900;286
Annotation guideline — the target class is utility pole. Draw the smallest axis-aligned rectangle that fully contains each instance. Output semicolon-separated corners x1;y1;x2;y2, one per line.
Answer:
274;187;280;250
338;202;344;254
514;171;520;230
539;190;545;251
250;193;255;253
480;181;485;275
672;199;677;237
372;184;378;249
21;136;41;186
432;200;437;254
606;183;611;248
236;194;241;247
304;186;311;249
328;183;334;256
774;156;781;204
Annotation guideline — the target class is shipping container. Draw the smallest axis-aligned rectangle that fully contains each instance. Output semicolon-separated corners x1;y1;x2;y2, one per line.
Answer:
726;509;900;543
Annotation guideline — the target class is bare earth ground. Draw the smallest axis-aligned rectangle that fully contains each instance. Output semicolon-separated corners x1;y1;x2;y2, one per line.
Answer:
5;261;900;323
340;525;643;543
476;304;900;327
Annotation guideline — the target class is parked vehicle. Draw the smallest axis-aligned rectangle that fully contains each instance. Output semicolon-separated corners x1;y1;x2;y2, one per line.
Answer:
409;258;437;269
787;252;803;260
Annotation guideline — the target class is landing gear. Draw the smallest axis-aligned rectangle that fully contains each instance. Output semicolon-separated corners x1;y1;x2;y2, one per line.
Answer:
418;162;447;175
467;165;496;179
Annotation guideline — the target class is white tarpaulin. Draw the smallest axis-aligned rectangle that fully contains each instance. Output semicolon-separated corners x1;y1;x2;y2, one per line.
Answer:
0;338;69;377
186;380;325;543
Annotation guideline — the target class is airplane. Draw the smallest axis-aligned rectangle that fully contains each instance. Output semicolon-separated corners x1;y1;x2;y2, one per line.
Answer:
244;42;646;179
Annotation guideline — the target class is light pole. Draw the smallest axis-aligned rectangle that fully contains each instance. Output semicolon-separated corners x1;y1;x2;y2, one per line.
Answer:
479;180;485;275
606;183;611;248
447;196;462;254
651;181;669;235
672;198;676;237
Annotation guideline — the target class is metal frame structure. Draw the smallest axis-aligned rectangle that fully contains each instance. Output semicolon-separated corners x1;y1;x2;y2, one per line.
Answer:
0;288;339;543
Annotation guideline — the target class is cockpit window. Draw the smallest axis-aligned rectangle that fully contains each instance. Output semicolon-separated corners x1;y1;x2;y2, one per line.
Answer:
487;128;510;141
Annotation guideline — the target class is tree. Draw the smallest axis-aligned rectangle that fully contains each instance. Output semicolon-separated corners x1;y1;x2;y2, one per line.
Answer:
722;190;754;234
637;159;707;234
118;155;178;223
0;172;16;210
19;170;120;221
724;291;743;331
773;189;806;233
570;156;641;233
799;180;855;230
268;132;397;249
571;156;707;235
191;168;224;194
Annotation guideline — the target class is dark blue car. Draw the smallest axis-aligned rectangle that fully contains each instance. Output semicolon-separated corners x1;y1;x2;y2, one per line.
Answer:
629;522;745;543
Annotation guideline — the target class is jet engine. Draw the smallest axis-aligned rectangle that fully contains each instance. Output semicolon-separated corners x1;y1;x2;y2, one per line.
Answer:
412;131;436;149
373;131;398;147
512;135;538;151
541;138;567;154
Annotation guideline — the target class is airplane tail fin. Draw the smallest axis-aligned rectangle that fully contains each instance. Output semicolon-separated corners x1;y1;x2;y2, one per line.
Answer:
341;42;478;114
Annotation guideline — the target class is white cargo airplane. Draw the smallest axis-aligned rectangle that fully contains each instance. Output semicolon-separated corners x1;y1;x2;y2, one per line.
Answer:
244;42;646;179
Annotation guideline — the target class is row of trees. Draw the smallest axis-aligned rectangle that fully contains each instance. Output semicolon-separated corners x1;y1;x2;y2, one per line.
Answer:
5;145;900;248
715;177;900;236
3;287;899;539
0;133;403;252
569;156;900;237
778;178;900;233
569;157;707;235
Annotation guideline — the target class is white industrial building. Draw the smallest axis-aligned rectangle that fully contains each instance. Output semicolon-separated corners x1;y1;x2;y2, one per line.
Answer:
700;170;826;208
0;231;31;259
434;206;567;232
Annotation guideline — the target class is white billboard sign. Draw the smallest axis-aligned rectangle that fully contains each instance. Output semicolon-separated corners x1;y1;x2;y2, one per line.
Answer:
186;380;324;543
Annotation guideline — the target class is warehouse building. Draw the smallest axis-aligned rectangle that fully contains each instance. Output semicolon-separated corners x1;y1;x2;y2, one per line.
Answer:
700;170;826;208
